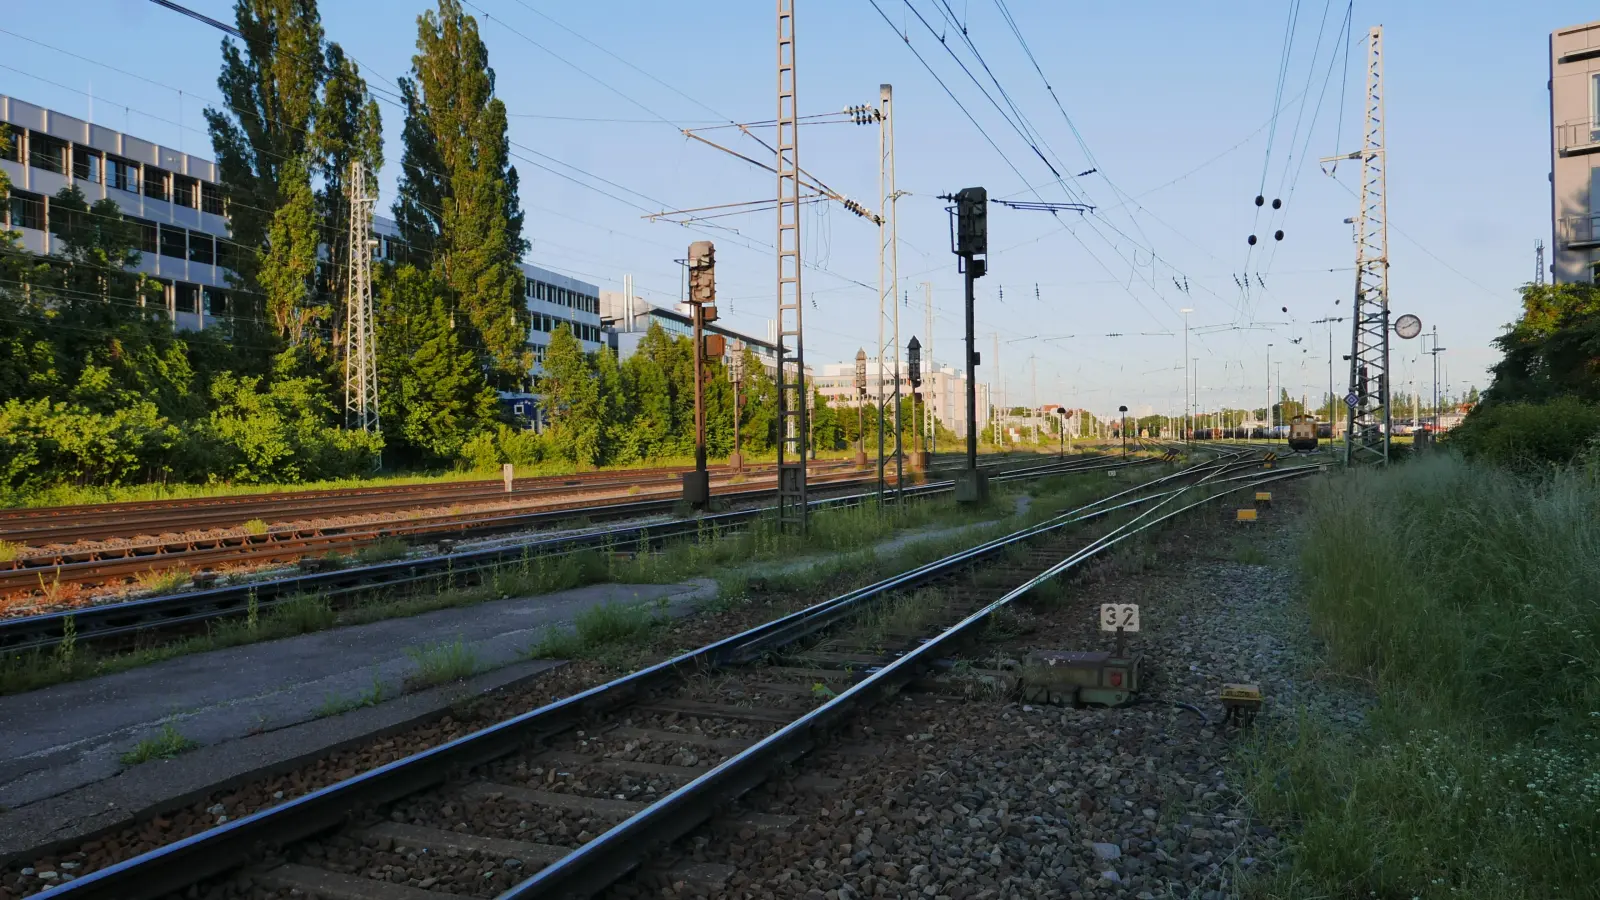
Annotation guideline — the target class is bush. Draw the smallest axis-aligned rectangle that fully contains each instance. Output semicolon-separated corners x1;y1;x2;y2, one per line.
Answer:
458;424;546;471
0;398;182;500
1447;396;1600;468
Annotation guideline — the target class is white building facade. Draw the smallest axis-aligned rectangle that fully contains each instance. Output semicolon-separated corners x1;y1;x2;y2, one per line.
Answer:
812;358;986;439
2;93;602;377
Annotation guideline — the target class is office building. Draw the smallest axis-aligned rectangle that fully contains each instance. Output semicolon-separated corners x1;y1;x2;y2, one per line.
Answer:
1;94;601;371
1550;21;1600;282
599;282;782;374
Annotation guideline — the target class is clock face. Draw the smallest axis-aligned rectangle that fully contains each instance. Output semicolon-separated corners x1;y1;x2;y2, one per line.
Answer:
1395;313;1422;340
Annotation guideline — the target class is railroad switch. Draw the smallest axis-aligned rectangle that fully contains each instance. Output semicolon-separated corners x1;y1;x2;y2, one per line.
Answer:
1220;683;1263;727
1019;650;1142;707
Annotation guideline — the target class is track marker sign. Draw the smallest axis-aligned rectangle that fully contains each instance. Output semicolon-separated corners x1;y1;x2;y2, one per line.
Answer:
1099;603;1140;633
1344;392;1359;409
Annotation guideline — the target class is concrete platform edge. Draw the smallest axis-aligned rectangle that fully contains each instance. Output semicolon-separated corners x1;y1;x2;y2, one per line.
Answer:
0;658;567;866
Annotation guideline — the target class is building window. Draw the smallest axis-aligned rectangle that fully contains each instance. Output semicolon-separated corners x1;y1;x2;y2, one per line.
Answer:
72;145;103;183
188;230;214;265
29;133;67;174
158;224;186;259
143;166;170;202
107;156;136;193
174;281;199;314
203;286;228;315
129;217;157;254
200;182;224;216
217;237;246;272
173;175;197;209
7;190;44;230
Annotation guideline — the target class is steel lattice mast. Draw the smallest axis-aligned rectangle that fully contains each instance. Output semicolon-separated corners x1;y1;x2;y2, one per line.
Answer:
775;0;808;532
876;83;900;505
344;158;380;435
1342;25;1389;465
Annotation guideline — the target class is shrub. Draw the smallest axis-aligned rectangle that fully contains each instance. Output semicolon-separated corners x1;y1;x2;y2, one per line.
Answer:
1448;396;1600;468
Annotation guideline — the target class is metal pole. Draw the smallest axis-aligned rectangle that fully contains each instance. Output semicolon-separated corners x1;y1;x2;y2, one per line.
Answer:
774;0;807;531
923;281;934;456
964;262;977;471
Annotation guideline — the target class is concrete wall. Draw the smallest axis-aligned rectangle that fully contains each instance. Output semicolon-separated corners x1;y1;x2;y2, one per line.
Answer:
1551;22;1600;283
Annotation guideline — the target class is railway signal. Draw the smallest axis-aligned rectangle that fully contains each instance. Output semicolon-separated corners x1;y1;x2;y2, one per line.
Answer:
684;240;715;508
941;186;989;503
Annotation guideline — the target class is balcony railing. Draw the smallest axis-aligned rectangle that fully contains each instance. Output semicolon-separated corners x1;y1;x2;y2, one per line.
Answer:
1556;120;1600;155
1558;214;1600;249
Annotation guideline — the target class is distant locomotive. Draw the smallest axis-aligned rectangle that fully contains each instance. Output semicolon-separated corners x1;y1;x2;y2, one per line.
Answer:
1287;414;1319;452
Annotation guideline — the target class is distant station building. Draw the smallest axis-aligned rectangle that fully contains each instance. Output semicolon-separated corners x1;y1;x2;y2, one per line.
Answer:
812;357;985;439
1;93;602;427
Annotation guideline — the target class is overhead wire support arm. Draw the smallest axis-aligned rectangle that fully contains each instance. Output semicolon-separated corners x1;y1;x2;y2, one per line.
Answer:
991;199;1095;214
680;126;883;224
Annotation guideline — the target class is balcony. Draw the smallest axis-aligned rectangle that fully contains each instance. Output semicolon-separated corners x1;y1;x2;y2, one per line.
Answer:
1558;214;1600;250
1556;120;1600;156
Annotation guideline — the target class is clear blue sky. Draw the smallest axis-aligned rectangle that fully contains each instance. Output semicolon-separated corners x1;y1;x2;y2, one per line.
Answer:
4;1;1589;418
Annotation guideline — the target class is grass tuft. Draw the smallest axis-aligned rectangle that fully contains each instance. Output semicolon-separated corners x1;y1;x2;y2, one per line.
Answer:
134;568;189;594
354;538;409;565
0;540;21;564
405;637;478;688
529;600;660;659
241;518;270;537
120;724;198;766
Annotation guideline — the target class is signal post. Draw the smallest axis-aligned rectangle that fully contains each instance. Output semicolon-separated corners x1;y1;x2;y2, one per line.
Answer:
684;241;721;508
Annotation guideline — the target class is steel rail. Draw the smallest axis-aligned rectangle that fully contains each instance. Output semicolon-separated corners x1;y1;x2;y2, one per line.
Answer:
0;454;1150;656
31;451;1232;900
507;460;1325;899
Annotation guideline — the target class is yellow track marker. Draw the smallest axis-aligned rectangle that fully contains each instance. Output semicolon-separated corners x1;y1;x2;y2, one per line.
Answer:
1236;508;1258;522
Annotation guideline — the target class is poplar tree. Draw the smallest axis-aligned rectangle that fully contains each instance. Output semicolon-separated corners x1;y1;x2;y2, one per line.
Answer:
394;0;530;387
376;264;498;462
204;0;326;353
540;325;602;466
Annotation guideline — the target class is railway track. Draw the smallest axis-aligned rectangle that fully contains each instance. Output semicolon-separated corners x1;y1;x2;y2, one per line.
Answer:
0;458;864;550
20;448;1318;900
0;455;1051;600
0;453;1151;656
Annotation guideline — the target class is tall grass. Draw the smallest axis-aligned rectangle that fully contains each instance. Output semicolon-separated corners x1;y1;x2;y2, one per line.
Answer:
1245;455;1600;899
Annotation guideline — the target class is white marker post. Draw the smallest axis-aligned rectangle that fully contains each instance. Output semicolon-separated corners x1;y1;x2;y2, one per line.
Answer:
502;463;515;494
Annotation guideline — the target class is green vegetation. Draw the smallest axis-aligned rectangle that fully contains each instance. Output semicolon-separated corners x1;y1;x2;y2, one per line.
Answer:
404;637;479;688
1244;455;1600;899
528;600;661;659
1446;281;1600;467
316;671;386;717
354;537;411;565
119;724;198;766
0;540;19;564
133;568;189;595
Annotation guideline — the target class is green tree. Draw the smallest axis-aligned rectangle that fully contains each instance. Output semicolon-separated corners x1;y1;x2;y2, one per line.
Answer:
539;325;602;466
375;264;498;463
1482;283;1600;405
204;0;327;354
395;0;529;386
810;389;841;453
619;323;678;460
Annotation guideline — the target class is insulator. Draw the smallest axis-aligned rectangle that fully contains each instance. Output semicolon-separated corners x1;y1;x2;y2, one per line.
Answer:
1255;195;1265;207
1271;198;1282;210
1248;235;1258;246
1274;230;1284;241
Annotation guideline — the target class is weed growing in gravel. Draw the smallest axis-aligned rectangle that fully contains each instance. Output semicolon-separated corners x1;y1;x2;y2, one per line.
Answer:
134;568;189;594
0;540;20;563
316;671;386;717
120;724;197;765
241;518;270;537
1243;456;1600;899
1229;538;1269;566
405;637;478;688
270;594;336;634
354;538;410;565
